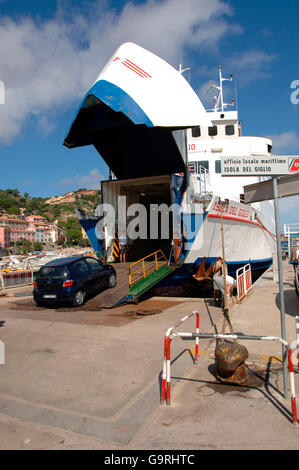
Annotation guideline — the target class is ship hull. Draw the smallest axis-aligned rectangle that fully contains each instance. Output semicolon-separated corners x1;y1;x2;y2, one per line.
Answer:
76;195;275;292
156;196;275;288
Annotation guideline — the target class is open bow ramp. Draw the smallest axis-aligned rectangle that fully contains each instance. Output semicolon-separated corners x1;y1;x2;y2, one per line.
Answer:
64;42;210;179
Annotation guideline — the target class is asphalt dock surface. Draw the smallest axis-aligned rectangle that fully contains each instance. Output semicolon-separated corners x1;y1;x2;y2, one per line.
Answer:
0;260;298;450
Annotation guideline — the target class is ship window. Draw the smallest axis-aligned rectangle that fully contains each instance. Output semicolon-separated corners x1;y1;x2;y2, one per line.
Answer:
215;160;221;173
198;161;209;171
225;125;235;136
191;126;201;138
208;126;218;136
268;144;272;153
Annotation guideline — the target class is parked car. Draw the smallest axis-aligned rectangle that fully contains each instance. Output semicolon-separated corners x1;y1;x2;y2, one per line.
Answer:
33;256;117;307
289;259;299;297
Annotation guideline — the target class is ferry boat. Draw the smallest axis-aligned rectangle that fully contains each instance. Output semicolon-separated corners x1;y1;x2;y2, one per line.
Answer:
178;65;276;284
64;42;275;292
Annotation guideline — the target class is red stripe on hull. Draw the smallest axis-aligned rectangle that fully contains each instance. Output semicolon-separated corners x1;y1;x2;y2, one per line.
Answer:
207;213;275;238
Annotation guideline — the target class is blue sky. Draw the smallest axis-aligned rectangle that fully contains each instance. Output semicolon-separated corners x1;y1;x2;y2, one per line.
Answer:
0;0;298;229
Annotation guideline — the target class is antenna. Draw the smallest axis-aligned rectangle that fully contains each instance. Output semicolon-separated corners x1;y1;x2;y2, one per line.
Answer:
179;63;190;75
206;66;235;112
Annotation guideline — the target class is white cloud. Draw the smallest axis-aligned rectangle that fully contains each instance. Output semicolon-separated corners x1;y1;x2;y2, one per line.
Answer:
223;49;276;86
279;195;299;227
269;131;299;153
59;168;104;190
0;0;241;143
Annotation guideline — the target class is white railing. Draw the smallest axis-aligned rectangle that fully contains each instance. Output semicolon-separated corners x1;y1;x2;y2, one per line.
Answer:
236;264;252;302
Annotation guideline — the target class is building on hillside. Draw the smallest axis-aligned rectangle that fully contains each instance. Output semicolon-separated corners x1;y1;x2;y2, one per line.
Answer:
82;227;88;239
0;226;11;248
45;192;76;205
76;189;98;197
46;226;60;244
0;216;29;230
0;215;63;247
0;216;36;246
26;215;48;226
9;228;36;244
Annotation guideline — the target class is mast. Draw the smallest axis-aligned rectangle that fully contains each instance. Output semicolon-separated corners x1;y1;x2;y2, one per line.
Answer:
207;66;234;113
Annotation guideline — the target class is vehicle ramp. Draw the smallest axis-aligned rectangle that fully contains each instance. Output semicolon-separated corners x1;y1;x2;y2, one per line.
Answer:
112;249;182;308
90;249;183;308
97;263;133;308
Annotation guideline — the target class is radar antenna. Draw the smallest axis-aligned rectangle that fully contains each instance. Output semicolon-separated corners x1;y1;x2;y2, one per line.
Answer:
205;66;235;112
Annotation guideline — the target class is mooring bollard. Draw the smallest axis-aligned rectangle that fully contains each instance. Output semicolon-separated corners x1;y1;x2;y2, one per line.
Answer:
215;341;249;385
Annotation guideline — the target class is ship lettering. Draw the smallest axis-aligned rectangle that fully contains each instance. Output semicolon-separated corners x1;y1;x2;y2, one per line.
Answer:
238;208;250;218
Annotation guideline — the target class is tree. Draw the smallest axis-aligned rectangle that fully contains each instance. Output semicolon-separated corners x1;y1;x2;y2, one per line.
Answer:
24;192;29;199
16;239;32;254
7;206;20;215
0;196;14;209
81;238;91;247
33;241;43;251
66;228;82;246
6;189;20;197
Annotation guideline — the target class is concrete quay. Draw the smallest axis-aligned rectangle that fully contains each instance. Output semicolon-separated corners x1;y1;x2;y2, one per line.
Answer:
0;260;298;450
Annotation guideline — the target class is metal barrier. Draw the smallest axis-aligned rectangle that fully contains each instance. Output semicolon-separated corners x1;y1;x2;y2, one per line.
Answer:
161;311;199;405
0;269;34;289
236;264;252;302
129;250;168;286
296;316;299;371
161;320;298;425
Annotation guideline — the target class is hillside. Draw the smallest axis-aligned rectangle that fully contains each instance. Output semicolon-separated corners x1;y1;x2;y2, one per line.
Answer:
0;188;102;222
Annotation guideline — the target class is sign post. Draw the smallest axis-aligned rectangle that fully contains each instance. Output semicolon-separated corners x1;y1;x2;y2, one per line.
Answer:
221;155;299;177
272;177;288;399
221;155;299;400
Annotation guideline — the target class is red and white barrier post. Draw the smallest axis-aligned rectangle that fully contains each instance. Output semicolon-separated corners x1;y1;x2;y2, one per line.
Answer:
288;348;298;424
195;313;200;364
296;316;299;371
161;311;199;404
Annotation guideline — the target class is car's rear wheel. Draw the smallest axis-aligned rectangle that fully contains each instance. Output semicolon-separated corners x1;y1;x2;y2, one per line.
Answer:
35;300;45;307
108;273;116;288
73;289;85;307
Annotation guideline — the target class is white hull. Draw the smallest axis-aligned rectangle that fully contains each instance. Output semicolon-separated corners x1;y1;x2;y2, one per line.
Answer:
184;196;275;266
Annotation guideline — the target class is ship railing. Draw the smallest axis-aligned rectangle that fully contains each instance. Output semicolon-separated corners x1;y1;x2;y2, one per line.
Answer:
189;162;211;196
85;250;107;264
129;249;168;286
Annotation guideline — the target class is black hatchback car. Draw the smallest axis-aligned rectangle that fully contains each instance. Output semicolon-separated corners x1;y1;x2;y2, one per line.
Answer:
33;256;117;307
